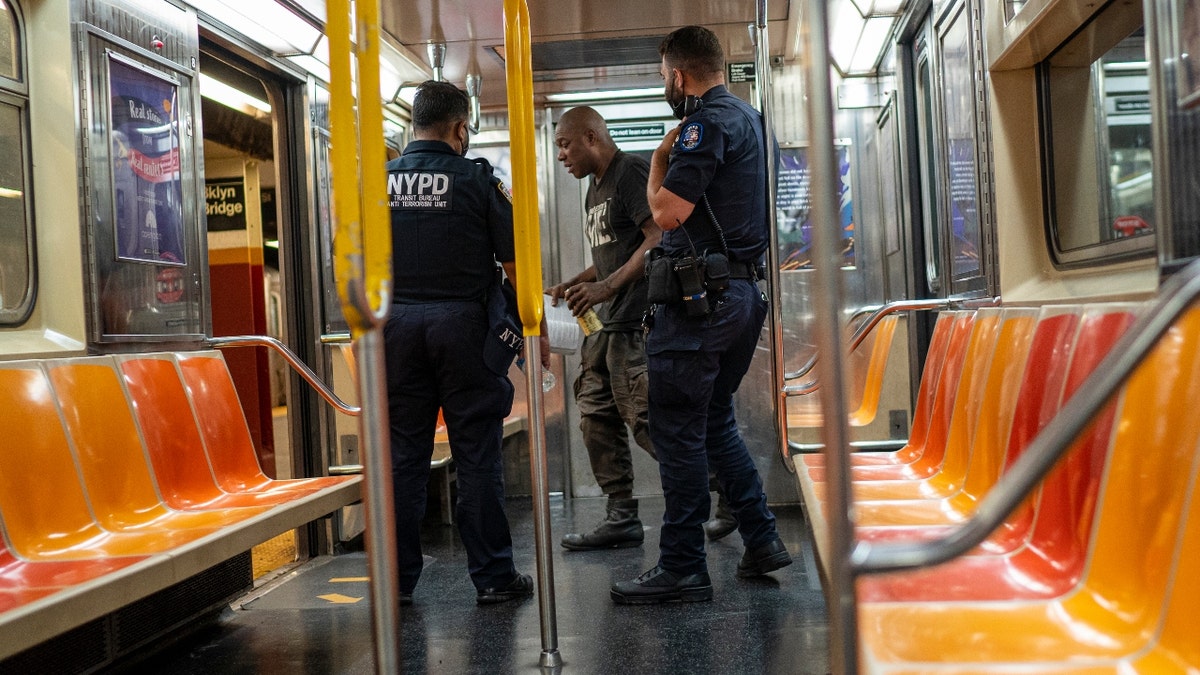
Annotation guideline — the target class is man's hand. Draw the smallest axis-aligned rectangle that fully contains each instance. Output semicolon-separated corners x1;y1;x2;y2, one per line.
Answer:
563;279;614;316
544;282;569;306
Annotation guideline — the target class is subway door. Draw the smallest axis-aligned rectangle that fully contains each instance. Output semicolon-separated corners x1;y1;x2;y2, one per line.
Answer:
906;4;991;304
899;15;944;385
877;95;908;303
901;3;993;386
199;51;284;485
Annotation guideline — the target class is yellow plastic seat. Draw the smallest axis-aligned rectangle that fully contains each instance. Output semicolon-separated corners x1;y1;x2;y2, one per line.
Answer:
788;314;900;428
801;310;963;471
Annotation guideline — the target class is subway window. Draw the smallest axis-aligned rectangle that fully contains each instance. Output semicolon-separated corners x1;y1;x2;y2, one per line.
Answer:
0;0;35;326
1040;1;1153;267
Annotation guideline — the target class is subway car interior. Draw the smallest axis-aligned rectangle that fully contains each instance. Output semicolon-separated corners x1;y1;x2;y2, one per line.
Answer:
2;0;1200;672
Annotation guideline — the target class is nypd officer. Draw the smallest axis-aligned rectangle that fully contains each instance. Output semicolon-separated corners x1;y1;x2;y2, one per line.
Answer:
611;26;791;604
384;80;543;605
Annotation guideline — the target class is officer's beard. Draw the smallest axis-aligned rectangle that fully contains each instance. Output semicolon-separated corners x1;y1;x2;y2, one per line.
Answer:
665;78;687;120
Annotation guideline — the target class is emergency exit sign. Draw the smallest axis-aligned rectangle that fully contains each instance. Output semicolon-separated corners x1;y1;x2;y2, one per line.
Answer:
728;62;756;83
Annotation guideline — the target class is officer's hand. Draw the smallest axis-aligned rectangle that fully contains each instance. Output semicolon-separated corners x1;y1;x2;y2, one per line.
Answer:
656;125;682;157
565;280;613;315
544;283;568;306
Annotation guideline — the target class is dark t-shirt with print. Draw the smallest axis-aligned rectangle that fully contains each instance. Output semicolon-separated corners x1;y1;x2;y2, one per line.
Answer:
584;150;653;331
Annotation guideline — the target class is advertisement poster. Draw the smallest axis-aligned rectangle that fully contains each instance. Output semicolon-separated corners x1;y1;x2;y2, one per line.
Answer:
946;137;981;279
109;53;186;265
776;144;854;270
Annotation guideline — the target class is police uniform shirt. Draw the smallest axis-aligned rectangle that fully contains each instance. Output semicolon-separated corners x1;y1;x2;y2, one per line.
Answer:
660;85;769;265
585;150;653;331
386;140;516;302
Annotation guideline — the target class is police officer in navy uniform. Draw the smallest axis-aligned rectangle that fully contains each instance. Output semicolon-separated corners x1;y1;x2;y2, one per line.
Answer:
611;26;791;604
384;80;542;606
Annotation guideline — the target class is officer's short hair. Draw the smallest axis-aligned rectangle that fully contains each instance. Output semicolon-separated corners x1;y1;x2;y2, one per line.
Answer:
659;25;725;78
412;80;469;135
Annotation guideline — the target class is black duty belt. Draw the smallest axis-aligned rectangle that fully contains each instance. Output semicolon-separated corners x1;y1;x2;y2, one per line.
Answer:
727;261;763;280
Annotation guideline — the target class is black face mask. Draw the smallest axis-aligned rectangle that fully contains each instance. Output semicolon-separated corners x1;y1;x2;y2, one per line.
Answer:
460;127;471;156
670;94;704;120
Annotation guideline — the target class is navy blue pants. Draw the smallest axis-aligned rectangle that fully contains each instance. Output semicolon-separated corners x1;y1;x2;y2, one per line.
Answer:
646;280;779;575
383;300;517;593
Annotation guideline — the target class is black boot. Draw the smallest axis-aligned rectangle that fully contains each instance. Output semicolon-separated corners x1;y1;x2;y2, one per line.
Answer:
703;493;737;541
561;498;644;550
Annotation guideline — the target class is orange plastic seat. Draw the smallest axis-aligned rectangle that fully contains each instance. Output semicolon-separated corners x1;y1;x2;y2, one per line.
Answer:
806;312;977;483
788;314;900;428
173;351;355;494
0;589;59;613
814;309;1033;527
858;306;1200;668
0;364;198;560
857;306;1137;601
117;355;326;510
847;307;1083;551
46;358;271;536
802;310;962;471
0;534;143;590
809;309;989;486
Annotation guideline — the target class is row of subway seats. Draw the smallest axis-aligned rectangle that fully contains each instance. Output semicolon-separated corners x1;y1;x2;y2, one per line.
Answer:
796;302;1200;672
0;351;362;668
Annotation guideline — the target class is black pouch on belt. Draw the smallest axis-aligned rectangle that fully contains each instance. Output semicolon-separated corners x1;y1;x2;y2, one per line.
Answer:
644;247;679;305
703;251;730;293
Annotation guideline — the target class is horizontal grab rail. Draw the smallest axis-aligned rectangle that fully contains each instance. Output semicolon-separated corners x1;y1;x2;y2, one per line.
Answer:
207;335;360;417
320;332;351;344
783;297;987;393
851;265;1200;575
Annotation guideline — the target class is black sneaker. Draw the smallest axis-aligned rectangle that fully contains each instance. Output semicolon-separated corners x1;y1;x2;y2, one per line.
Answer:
400;591;413;606
610;566;713;605
737;538;792;578
476;573;534;605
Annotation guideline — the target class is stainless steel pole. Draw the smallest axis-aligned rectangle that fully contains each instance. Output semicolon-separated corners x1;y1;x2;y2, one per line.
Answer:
755;0;791;474
798;0;859;671
355;328;400;673
526;339;562;668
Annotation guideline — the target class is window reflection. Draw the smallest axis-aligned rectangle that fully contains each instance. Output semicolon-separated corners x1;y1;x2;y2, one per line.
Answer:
941;9;982;283
0;0;33;326
0;0;16;81
1043;0;1153;264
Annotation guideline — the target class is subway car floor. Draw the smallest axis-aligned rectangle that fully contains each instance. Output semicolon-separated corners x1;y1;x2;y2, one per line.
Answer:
139;496;831;674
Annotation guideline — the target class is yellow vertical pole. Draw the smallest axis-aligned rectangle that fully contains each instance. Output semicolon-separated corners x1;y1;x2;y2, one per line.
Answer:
502;0;560;668
327;1;400;672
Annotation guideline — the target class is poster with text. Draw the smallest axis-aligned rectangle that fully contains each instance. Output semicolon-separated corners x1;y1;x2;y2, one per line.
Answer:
775;144;854;270
109;53;185;265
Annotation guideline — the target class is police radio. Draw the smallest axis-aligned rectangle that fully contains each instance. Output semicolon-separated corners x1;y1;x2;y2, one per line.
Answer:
671;95;704;120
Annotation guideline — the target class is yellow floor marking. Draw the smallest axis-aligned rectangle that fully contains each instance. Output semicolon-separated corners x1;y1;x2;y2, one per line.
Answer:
329;576;370;583
318;593;363;604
